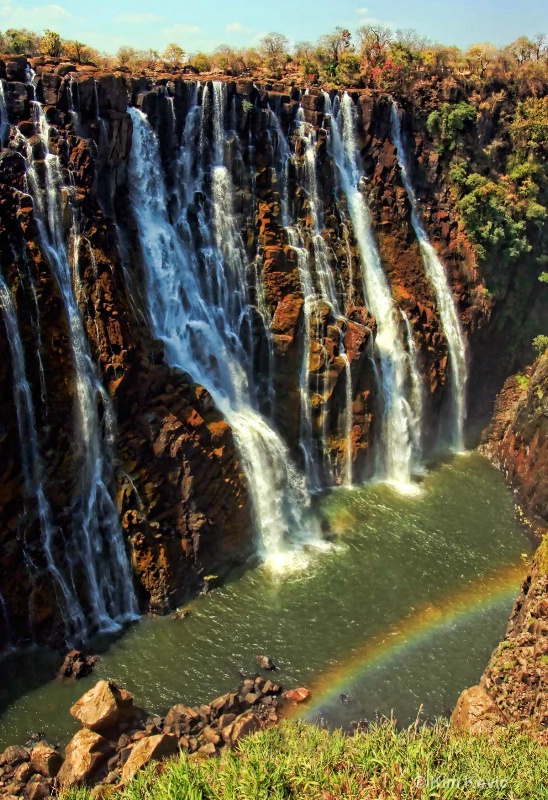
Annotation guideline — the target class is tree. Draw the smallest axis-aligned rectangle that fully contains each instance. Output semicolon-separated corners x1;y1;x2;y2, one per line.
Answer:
318;27;353;64
259;32;290;72
356;25;392;68
189;52;212;72
508;36;536;64
117;46;137;67
464;43;498;77
532;32;547;61
212;45;245;75
40;29;62;58
293;41;316;64
63;40;94;64
162;43;185;66
5;28;40;55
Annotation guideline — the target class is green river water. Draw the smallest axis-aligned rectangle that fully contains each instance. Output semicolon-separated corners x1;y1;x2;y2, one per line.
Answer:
0;453;533;747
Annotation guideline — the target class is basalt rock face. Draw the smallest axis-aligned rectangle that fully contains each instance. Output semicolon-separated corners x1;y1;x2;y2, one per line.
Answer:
0;60;484;646
481;351;548;527
0;67;253;645
457;353;548;740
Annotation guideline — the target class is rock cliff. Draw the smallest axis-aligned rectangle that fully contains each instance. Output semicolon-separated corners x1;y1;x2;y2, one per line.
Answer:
0;55;539;647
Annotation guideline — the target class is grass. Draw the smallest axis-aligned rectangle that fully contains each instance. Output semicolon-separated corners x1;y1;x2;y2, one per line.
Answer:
62;718;548;800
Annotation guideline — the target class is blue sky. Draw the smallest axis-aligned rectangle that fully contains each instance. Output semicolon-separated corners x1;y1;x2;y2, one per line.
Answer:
1;0;546;55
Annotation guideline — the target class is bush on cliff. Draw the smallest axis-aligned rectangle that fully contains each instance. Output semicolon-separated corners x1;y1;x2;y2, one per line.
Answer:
63;718;548;800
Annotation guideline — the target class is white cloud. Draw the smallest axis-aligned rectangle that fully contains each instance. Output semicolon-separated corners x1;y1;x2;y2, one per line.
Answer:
356;6;368;13
43;3;70;17
0;2;72;26
162;23;202;38
225;22;245;33
114;12;165;25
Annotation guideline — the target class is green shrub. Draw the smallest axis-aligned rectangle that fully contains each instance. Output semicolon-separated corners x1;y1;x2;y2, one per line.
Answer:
533;334;548;356
426;102;477;152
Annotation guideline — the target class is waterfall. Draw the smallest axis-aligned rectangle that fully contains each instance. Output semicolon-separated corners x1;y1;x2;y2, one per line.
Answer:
401;310;424;465
390;102;468;451
0;80;9;147
126;89;322;572
329;93;417;488
269;104;356;488
0;273;88;640
298;115;341;316
21;101;138;638
340;349;353;487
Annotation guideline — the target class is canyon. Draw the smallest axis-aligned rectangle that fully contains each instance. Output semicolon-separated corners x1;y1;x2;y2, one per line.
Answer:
0;52;546;749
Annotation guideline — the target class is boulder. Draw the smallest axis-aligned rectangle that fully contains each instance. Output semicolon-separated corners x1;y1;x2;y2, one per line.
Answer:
5;56;27;82
257;655;276;670
55;63;77;77
284;687;310;704
163;704;200;728
121;734;179;784
58;650;99;680
13;762;33;782
209;692;240;718
57;729;114;786
221;711;261;747
30;742;64;778
451;685;508;735
70;680;134;734
26;775;51;800
0;745;29;767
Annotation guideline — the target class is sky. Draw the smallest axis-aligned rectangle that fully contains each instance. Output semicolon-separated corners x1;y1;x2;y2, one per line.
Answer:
0;0;546;55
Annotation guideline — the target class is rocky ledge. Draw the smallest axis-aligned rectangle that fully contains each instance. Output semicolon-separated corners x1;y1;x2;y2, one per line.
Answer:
0;675;310;798
454;351;548;742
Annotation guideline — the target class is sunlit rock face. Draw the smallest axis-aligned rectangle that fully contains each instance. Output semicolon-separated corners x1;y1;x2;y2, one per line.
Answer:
0;60;488;646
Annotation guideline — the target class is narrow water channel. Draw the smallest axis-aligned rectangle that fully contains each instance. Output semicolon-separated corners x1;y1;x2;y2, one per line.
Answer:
0;454;532;747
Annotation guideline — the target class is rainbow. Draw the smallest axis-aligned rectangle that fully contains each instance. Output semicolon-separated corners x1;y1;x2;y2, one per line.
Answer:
296;561;526;719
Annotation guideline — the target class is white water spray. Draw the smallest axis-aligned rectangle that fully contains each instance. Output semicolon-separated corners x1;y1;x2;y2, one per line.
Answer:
22;102;138;637
127;90;322;572
329;93;416;488
390;102;467;451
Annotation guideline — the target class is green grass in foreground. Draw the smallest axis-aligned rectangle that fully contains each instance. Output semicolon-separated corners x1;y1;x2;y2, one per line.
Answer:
63;719;548;800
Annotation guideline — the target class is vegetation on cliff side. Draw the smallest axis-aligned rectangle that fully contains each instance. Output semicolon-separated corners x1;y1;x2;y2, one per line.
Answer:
63;719;548;800
2;24;548;93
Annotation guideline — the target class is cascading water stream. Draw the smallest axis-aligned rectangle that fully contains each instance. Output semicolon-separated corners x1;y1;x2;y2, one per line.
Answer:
390;102;468;451
401;309;424;465
328;93;417;488
0;80;9;147
0;274;87;640
126;87;322;572
21;101;138;638
269;104;351;488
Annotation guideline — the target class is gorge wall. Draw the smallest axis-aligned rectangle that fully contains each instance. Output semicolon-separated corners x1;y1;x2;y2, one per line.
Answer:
0;54;543;648
453;352;548;741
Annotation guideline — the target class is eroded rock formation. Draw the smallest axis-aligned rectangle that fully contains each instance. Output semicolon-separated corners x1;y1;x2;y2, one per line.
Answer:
0;56;501;647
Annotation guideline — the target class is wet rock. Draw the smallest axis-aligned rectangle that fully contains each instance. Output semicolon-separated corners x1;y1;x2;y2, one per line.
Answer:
0;746;29;768
171;607;190;621
221;711;261;747
164;704;201;729
25;774;51;800
57;729;114;786
70;680;135;735
5;56;27;82
284;688;311;704
197;742;217;756
451;685;508;735
13;762;33;783
121;734;178;784
58;650;99;680
257;654;276;670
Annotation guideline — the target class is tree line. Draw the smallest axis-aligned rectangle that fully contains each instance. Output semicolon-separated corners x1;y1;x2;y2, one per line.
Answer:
1;25;547;93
